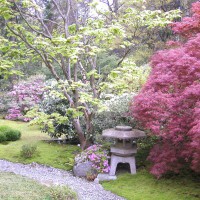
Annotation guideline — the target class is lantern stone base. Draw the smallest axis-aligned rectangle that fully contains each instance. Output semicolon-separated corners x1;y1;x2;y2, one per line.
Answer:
94;173;117;183
109;154;136;176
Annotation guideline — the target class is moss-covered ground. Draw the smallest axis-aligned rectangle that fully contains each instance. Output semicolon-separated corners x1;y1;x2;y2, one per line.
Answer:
0;119;79;170
102;169;200;200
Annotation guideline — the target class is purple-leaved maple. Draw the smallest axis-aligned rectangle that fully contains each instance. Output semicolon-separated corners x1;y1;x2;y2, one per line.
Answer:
130;2;200;177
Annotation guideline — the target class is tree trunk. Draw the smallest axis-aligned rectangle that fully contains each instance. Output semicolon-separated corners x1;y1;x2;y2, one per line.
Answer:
73;118;86;149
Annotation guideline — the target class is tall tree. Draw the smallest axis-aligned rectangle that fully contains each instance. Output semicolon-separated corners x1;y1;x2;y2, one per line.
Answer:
130;1;200;177
0;0;179;149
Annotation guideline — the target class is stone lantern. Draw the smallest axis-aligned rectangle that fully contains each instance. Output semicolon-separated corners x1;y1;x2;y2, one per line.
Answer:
102;126;145;176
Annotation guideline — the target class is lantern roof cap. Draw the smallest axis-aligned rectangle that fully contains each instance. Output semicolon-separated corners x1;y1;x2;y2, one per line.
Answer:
102;126;146;139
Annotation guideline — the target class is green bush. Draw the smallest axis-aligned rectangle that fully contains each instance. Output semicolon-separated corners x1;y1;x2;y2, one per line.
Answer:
28;80;76;140
0;125;11;132
0;125;21;142
5;129;21;141
136;136;158;168
0;132;7;142
92;93;137;140
20;144;37;158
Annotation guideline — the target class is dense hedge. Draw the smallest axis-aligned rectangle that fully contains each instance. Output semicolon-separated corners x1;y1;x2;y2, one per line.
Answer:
0;125;21;142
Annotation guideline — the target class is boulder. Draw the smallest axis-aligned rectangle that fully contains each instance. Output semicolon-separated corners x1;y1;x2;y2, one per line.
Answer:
73;161;93;177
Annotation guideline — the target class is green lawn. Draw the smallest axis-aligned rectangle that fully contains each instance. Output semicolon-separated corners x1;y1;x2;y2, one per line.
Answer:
0;172;77;200
102;170;200;200
0;119;80;170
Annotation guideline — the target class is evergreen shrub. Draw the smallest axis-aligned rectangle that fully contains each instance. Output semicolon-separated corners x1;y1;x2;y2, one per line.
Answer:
0;125;21;142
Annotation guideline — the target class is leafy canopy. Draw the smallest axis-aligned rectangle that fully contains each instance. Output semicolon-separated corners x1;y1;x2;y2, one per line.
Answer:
130;1;200;177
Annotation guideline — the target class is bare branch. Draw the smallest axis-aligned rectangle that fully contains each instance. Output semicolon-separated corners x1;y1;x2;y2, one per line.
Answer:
6;23;60;81
14;2;52;39
66;58;71;81
88;57;98;98
60;55;68;79
64;0;71;37
78;60;87;83
35;10;52;37
117;48;131;67
43;54;60;81
20;11;61;27
52;0;65;20
62;86;74;106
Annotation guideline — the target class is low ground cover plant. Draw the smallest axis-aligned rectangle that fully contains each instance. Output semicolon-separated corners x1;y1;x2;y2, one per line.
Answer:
48;185;77;200
0;125;21;142
20;144;37;159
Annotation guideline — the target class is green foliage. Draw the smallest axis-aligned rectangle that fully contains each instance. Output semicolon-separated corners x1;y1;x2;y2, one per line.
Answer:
4;129;21;141
27;108;72;138
101;60;150;94
0;35;25;79
0;0;181;147
92;93;136;139
0;125;21;142
20;144;37;159
136;136;158;168
27;80;75;139
0;125;11;132
96;52;119;75
0;132;7;142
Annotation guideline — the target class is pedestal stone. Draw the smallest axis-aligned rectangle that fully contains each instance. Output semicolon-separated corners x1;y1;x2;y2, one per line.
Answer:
109;154;136;176
94;173;117;183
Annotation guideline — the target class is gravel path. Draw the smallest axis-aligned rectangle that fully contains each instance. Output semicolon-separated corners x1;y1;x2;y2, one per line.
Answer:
0;160;125;200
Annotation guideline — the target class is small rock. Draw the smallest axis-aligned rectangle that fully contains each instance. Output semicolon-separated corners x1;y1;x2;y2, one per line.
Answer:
73;161;93;177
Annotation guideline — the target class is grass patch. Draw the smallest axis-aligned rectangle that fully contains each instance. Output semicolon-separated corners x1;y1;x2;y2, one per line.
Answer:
0;172;77;200
102;170;200;200
0;120;80;170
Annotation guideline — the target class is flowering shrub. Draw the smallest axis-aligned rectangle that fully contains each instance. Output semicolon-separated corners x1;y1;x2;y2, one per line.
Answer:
27;80;76;140
75;145;110;173
6;75;45;121
130;2;200;178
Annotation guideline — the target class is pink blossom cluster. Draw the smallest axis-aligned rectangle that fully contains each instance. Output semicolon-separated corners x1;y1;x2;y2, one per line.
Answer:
6;76;45;121
86;145;110;173
130;2;200;178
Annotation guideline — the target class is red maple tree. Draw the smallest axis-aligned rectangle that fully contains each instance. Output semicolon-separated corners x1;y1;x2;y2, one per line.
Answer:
130;2;200;177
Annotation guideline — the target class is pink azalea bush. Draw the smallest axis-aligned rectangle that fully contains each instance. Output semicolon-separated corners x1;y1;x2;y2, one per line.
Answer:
130;2;200;178
75;145;110;173
6;75;45;121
